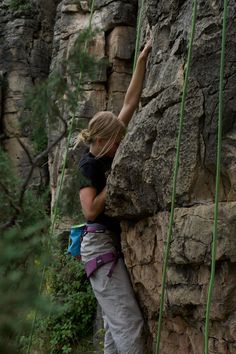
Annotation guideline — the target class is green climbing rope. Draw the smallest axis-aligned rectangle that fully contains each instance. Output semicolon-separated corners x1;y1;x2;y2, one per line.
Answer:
50;0;95;237
204;1;228;353
50;0;97;236
133;0;145;71
154;1;198;353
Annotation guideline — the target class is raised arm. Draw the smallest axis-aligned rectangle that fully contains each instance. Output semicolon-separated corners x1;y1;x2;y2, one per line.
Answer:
118;39;152;127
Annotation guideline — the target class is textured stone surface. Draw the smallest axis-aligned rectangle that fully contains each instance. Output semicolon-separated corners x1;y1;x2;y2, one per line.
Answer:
106;0;236;352
92;1;137;31
107;26;136;61
77;84;107;118
107;0;236;217
0;0;57;184
121;202;236;353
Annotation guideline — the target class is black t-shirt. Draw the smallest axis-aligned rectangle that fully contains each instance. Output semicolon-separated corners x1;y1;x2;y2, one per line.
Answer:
78;149;121;233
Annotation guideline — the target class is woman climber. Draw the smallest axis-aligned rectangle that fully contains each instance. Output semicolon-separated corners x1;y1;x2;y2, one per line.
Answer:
77;39;152;354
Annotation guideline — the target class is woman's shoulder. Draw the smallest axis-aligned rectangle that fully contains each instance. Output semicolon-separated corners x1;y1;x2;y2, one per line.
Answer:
79;152;103;182
79;150;96;168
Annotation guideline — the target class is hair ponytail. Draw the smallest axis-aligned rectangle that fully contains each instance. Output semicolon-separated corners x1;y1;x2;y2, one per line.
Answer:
73;128;92;149
79;128;92;143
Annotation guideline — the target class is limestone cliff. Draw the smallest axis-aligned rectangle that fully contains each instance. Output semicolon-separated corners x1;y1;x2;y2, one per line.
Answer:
1;0;236;353
106;1;236;353
0;0;58;183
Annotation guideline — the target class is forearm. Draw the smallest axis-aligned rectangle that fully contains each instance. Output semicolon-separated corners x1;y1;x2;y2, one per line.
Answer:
118;39;152;126
124;55;148;109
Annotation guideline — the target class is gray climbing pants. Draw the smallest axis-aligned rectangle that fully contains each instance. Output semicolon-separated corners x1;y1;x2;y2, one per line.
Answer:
81;230;144;354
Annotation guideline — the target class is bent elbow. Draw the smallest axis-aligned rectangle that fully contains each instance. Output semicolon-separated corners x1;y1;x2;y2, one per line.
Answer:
83;210;97;222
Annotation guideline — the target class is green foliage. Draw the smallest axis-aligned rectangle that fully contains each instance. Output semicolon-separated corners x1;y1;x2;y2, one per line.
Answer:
0;148;49;228
0;148;50;354
9;0;32;12
0;148;19;223
74;333;104;354
22;77;63;153
36;255;96;353
0;145;96;354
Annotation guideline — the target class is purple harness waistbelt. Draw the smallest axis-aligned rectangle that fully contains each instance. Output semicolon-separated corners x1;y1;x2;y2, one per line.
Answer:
85;224;106;233
85;251;119;278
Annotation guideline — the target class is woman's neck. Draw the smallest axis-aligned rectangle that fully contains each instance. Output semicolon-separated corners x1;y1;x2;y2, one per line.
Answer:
89;143;101;157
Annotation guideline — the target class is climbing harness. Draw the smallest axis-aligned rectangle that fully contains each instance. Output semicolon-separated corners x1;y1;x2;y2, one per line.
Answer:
154;1;198;353
204;1;227;353
85;251;119;278
69;222;121;278
67;224;119;277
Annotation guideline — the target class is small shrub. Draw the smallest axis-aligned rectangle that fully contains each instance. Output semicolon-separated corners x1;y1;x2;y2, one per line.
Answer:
36;255;96;353
0;148;51;354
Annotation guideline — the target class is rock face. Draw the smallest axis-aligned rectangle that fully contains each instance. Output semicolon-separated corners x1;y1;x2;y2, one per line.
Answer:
0;0;58;183
105;0;236;353
107;1;236;217
121;202;236;353
1;0;236;353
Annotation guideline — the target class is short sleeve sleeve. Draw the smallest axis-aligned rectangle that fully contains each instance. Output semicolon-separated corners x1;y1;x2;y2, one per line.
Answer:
78;158;105;193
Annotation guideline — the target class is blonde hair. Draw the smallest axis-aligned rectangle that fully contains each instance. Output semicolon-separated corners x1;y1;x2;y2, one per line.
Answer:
74;111;126;157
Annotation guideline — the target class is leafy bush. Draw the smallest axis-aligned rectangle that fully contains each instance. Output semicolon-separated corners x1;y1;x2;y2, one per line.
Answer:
36;255;96;353
0;148;50;354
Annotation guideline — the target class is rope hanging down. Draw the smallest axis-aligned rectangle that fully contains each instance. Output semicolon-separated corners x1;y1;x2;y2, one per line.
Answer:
133;0;145;71
154;1;198;353
204;1;228;353
50;0;96;237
